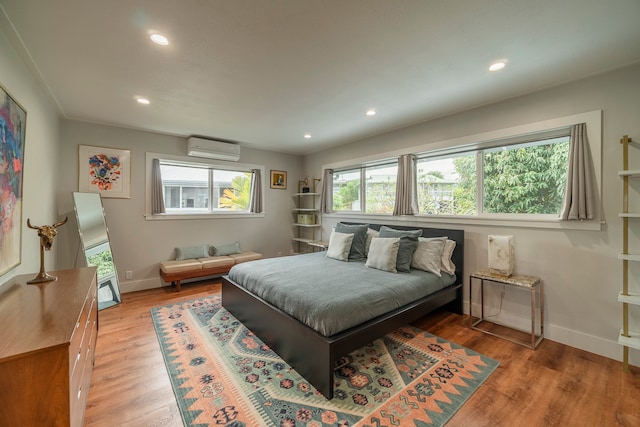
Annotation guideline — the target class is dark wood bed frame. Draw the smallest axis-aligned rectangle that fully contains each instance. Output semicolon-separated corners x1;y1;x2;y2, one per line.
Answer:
221;223;464;399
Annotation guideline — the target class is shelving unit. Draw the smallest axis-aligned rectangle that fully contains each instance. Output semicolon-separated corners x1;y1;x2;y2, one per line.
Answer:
292;178;322;254
619;134;640;371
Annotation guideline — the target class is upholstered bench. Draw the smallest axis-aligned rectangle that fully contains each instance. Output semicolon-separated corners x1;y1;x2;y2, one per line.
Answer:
160;251;262;292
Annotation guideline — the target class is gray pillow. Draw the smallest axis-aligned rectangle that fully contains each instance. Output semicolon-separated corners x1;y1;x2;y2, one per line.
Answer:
335;222;369;260
175;244;209;260
213;242;242;256
378;226;423;272
365;237;400;273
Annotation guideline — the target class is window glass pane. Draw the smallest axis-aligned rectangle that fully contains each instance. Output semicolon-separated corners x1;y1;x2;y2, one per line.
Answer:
417;154;476;215
482;136;569;214
365;164;397;214
215;170;252;211
159;164;253;213
333;169;361;211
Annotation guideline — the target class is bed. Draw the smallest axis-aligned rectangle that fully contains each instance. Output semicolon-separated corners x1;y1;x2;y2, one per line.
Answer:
221;223;464;399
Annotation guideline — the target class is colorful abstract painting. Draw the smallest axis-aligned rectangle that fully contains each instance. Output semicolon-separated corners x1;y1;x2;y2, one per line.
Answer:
78;145;130;198
0;84;26;276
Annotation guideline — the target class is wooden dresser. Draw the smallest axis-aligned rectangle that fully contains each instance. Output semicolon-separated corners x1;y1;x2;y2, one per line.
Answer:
0;267;98;427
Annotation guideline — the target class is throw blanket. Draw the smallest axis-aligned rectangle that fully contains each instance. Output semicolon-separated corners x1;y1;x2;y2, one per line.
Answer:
228;252;455;336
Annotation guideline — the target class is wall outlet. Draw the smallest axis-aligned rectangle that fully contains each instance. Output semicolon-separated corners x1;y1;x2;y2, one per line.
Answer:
125;270;133;279
277;251;282;257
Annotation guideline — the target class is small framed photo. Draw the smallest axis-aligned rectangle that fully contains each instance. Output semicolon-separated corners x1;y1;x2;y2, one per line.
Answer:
270;170;287;189
78;145;131;198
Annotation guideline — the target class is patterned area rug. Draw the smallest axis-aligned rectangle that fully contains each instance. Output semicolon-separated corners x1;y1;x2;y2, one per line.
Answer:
151;294;498;426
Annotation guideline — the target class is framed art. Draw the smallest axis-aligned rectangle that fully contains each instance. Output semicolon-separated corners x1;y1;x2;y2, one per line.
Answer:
270;170;287;189
78;145;131;198
0;83;27;276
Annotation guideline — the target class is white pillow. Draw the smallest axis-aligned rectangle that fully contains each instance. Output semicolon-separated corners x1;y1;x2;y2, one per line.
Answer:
365;228;379;256
365;237;400;273
441;239;456;275
326;231;354;261
411;236;447;276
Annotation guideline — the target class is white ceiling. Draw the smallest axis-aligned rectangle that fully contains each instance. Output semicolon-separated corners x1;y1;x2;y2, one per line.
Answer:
1;1;640;155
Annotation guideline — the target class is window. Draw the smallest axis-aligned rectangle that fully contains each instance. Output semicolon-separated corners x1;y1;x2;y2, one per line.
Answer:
333;163;397;213
160;162;253;214
322;110;601;229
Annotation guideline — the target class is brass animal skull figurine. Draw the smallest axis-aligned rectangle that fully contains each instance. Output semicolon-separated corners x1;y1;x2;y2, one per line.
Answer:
26;216;68;284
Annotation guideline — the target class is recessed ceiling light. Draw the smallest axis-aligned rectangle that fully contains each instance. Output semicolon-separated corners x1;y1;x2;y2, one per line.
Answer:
489;61;507;71
135;97;150;105
366;109;376;116
150;33;169;46
304;133;312;139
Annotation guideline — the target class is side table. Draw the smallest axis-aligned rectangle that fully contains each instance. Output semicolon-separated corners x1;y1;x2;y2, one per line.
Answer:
469;269;544;349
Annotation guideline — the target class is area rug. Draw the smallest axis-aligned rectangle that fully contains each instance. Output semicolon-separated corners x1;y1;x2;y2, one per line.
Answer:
151;294;498;426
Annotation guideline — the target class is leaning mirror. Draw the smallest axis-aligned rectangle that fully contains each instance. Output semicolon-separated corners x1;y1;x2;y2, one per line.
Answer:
72;192;122;310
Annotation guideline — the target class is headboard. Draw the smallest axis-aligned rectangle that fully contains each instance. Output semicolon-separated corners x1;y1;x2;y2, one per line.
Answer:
343;222;464;286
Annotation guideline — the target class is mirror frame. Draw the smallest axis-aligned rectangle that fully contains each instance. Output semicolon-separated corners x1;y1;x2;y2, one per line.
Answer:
72;192;122;310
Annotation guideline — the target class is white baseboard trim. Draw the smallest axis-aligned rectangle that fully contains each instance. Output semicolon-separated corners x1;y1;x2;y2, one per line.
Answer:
466;300;639;367
120;277;167;293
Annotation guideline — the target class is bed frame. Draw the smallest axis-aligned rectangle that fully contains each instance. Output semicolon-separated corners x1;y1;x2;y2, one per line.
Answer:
221;223;464;399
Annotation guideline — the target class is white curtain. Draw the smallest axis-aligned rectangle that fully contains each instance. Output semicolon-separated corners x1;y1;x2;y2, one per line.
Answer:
320;169;333;214
249;169;262;213
560;123;596;220
393;154;418;216
151;158;165;214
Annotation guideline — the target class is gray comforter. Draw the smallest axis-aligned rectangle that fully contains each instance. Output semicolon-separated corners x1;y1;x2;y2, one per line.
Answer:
227;252;455;337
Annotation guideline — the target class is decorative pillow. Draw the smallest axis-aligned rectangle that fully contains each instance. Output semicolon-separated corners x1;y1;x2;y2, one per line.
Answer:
365;228;379;256
411;237;447;276
326;231;355;261
213;242;242;256
335;223;369;260
378;226;422;272
175;244;209;261
441;239;457;275
365;237;400;273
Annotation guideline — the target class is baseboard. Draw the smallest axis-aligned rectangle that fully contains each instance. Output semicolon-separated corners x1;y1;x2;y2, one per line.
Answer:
466;300;639;367
120;277;167;293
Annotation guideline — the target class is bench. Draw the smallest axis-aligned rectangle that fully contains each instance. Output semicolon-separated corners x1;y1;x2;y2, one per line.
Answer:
159;251;262;291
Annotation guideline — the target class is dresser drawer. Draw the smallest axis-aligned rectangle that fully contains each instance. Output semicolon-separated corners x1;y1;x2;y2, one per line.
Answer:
69;284;97;377
70;292;97;405
70;306;97;427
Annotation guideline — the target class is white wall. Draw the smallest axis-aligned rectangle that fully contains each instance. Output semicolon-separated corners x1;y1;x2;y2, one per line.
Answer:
304;62;640;365
55;120;303;292
0;24;60;285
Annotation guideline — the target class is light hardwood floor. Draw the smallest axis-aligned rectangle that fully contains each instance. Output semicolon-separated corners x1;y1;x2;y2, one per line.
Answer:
84;280;640;426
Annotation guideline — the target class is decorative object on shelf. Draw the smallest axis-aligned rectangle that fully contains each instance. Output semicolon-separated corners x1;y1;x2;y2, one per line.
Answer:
0;83;27;276
270;169;287;189
302;175;311;193
488;235;514;277
26;217;68;283
78;145;131;198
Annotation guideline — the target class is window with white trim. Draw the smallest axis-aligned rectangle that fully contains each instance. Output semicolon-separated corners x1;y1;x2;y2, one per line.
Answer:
416;133;570;216
160;161;253;214
333;162;398;214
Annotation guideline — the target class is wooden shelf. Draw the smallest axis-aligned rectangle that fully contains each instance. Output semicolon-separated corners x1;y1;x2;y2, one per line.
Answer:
618;330;640;351
293;192;320;197
292;208;319;212
293;223;321;228
292;237;313;243
619;213;640;218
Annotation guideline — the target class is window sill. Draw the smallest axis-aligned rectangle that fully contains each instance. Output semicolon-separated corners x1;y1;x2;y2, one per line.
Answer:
144;212;265;221
324;212;602;231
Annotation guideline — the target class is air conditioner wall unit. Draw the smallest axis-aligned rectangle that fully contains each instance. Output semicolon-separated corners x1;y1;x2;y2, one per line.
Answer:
187;137;241;161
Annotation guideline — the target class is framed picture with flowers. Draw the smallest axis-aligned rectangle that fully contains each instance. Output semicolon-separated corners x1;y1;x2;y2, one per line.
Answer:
78;145;131;198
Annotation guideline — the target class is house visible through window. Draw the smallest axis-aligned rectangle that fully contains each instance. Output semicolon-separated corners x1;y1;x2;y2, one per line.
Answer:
332;163;398;214
160;163;253;213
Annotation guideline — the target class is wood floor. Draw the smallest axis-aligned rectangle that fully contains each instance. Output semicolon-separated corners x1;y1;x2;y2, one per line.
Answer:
84;280;640;426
